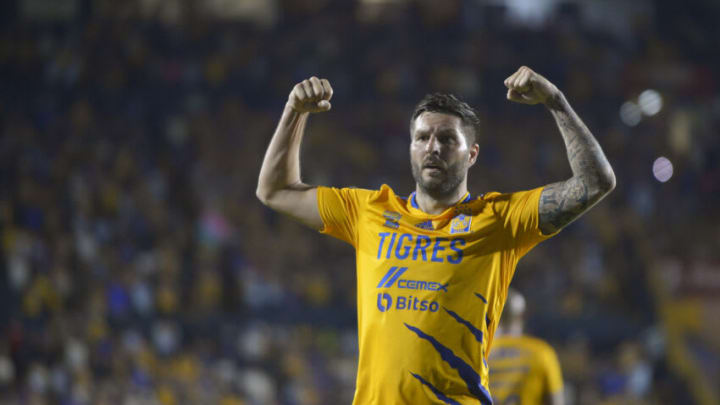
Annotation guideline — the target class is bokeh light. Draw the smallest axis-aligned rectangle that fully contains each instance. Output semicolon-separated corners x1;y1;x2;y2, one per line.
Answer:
639;89;663;116
652;157;674;182
620;101;642;126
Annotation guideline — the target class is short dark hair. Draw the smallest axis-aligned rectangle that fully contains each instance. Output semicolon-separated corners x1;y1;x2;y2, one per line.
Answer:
410;93;480;145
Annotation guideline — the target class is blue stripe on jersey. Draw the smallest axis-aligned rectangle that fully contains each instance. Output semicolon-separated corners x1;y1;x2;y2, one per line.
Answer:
404;323;492;405
478;383;492;404
474;293;491;330
384;267;408;288
443;307;483;343
410;372;461;405
377;267;398;288
489;365;530;374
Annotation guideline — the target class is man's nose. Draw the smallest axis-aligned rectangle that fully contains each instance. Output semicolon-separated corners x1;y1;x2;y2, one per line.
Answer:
425;136;441;153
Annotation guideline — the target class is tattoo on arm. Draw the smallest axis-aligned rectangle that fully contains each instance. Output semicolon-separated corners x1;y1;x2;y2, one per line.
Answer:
539;178;589;234
539;95;615;234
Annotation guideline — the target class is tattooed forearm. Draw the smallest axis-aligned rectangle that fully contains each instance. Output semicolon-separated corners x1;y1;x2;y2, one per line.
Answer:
539;94;615;234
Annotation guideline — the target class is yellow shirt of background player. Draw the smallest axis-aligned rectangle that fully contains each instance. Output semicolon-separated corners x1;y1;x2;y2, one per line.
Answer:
317;184;558;405
488;335;564;405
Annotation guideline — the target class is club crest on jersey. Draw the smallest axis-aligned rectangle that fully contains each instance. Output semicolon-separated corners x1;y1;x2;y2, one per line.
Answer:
450;214;472;234
415;220;433;230
383;210;401;229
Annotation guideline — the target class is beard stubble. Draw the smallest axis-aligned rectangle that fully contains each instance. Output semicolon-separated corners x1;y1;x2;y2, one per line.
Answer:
410;159;466;200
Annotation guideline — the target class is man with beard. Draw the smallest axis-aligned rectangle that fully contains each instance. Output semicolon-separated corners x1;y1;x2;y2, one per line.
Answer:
256;66;615;405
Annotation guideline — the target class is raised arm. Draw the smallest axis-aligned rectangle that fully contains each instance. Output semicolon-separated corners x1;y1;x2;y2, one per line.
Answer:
504;66;616;234
256;76;333;229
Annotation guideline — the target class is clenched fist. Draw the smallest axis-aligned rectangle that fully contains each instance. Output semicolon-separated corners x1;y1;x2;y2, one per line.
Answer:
504;66;560;105
287;76;334;113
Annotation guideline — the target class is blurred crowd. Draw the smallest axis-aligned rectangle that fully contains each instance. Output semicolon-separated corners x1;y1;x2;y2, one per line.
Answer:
1;0;718;404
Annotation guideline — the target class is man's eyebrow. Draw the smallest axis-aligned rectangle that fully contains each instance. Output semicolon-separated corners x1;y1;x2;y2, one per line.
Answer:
437;128;460;136
414;128;460;137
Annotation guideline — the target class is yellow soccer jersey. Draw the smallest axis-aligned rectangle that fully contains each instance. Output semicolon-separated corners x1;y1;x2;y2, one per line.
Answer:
488;335;563;405
317;184;558;405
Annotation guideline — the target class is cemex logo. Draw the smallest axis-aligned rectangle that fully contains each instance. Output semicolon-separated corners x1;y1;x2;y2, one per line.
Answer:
376;267;449;292
375;267;445;313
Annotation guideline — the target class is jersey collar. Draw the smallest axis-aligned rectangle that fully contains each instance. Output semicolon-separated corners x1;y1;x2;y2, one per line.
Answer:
408;191;472;216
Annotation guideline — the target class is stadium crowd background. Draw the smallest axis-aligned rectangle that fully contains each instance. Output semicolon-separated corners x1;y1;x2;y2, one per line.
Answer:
1;0;718;404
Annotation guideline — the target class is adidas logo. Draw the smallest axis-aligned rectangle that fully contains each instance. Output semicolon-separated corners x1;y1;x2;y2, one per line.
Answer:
415;220;433;230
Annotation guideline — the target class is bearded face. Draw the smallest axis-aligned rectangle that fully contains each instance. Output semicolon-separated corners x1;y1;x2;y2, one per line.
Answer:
410;112;478;200
410;151;467;198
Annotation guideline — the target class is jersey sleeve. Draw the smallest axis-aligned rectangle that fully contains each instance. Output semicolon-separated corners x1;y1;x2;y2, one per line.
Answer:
492;186;560;257
316;186;370;247
541;343;564;395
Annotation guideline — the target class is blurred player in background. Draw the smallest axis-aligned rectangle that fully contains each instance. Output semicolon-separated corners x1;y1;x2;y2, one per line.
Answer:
489;289;564;405
256;66;614;404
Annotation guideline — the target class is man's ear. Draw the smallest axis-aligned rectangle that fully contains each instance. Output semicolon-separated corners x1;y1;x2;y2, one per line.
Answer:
468;143;480;167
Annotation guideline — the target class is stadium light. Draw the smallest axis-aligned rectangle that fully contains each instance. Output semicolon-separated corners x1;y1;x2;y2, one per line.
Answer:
652;157;673;182
620;101;642;126
638;89;663;116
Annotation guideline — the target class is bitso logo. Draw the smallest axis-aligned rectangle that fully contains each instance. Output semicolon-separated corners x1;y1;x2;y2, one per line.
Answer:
377;293;392;312
375;266;444;313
